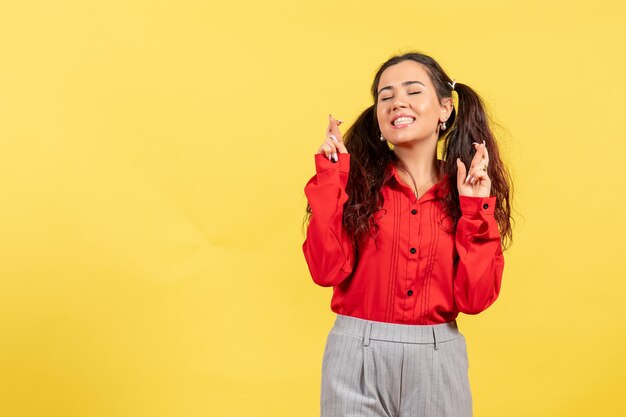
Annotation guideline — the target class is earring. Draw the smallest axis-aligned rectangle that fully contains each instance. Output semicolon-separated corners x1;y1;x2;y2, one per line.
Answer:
380;134;385;141
441;120;447;131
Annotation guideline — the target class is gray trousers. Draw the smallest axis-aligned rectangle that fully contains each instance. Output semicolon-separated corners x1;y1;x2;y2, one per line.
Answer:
321;314;472;417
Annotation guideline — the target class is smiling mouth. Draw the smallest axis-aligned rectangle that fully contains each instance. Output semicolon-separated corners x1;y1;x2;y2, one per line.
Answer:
391;116;416;128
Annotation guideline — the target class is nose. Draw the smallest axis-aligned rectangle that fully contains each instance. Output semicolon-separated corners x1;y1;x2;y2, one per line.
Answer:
392;99;407;111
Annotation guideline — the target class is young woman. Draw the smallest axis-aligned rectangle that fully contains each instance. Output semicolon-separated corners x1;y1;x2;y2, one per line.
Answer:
301;51;513;417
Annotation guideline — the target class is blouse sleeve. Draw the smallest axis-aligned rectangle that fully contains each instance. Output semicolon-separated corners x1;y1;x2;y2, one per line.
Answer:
302;152;355;287
453;194;505;314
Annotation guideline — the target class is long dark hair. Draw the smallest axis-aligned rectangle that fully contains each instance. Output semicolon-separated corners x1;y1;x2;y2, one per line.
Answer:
303;51;514;252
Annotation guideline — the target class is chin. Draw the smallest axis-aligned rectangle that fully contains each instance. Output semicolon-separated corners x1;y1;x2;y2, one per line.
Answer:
390;132;422;144
401;126;437;140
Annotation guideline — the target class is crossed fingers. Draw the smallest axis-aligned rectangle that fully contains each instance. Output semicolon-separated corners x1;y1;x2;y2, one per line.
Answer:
465;140;490;185
318;114;346;162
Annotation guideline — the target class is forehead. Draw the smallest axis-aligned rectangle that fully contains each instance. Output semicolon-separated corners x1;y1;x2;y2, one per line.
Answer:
378;60;432;89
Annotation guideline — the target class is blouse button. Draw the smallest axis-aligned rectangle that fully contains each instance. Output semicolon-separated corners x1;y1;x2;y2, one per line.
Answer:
483;203;489;209
407;290;413;296
411;209;417;215
410;248;416;254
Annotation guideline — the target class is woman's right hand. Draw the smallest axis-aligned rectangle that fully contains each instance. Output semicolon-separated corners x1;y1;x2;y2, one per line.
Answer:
317;114;349;162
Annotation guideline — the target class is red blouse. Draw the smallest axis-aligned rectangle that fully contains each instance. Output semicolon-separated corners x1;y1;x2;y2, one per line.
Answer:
302;152;504;325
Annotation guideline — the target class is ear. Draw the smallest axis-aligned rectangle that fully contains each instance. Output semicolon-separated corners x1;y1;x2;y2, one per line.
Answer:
440;97;453;119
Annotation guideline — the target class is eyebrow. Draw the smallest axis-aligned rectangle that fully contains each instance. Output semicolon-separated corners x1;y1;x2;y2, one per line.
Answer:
378;80;425;95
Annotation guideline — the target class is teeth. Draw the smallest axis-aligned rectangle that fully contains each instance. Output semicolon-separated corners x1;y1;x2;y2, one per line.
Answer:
393;117;415;126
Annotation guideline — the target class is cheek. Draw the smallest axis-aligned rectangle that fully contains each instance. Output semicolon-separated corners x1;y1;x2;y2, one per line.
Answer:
376;109;386;129
413;100;431;114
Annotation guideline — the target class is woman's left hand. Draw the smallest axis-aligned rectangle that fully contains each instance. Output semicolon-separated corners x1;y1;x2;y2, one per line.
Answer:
456;141;492;198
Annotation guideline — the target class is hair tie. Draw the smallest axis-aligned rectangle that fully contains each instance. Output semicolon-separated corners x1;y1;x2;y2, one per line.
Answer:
447;79;456;91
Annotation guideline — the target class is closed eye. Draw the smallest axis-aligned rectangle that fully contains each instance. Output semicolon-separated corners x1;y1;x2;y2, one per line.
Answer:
381;92;421;101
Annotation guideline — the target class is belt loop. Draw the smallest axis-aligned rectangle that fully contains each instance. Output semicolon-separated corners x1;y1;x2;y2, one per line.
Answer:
432;327;438;350
363;322;372;346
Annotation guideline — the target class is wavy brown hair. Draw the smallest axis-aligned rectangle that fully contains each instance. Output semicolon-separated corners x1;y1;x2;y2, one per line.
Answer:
303;51;514;252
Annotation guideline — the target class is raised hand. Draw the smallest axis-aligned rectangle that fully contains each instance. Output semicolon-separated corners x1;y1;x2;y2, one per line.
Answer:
317;114;349;162
456;140;492;198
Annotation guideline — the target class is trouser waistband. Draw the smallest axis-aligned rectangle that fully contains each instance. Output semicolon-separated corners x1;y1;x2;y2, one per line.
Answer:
331;314;461;350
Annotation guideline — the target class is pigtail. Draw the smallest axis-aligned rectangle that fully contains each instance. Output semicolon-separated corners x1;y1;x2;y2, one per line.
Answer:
442;82;514;250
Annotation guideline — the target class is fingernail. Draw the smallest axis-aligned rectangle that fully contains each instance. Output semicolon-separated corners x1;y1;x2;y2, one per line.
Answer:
330;134;338;142
332;152;338;161
465;174;470;183
328;154;332;161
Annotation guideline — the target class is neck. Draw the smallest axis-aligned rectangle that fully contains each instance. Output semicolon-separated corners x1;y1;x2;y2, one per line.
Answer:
392;138;441;184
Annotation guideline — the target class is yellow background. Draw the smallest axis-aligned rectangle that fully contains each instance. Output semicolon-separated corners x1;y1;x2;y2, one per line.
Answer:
1;1;624;416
